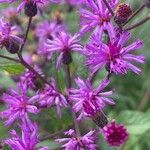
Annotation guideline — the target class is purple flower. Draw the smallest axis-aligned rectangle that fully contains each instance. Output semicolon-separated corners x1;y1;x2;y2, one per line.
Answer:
103;120;129;147
69;78;114;120
36;78;68;117
1;7;18;23
56;129;97;150
36;20;61;41
79;0;118;37
4;119;49;150
62;0;84;6
46;31;83;68
0;17;22;48
20;65;44;90
85;31;144;75
36;20;61;59
0;0;60;12
0;83;39;126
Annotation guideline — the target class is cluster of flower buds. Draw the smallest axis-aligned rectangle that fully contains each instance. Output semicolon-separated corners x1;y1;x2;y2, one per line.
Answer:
0;0;147;149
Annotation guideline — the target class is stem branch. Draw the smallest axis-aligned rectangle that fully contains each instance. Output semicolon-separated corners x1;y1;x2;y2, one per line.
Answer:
17;16;53;87
124;14;150;31
123;4;145;26
19;17;32;54
65;64;81;137
18;53;51;86
0;55;20;63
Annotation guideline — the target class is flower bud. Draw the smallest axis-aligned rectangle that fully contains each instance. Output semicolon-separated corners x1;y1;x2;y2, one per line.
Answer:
105;63;111;73
144;0;150;8
103;120;129;147
62;51;72;65
114;3;132;24
5;39;20;54
92;112;108;128
24;1;37;17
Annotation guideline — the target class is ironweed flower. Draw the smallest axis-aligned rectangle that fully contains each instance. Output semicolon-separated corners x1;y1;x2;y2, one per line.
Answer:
4;119;49;150
61;0;84;6
1;7;21;25
36;78;68;117
56;129;97;150
0;17;22;51
85;31;144;75
46;31;83;68
79;0;119;37
36;20;61;41
36;20;61;59
0;83;39;126
103;120;129;147
20;65;44;90
69;78;114;120
0;0;60;13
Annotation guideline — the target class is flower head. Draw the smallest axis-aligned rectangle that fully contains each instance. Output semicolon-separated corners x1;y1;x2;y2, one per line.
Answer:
20;65;44;90
0;83;39;126
36;20;61;41
85;31;144;75
36;78;68;117
56;129;97;150
46;31;83;68
114;3;132;24
0;17;22;49
103;120;129;147
4;119;49;150
0;0;60;13
79;0;119;37
70;78;114;120
62;0;84;6
36;20;61;59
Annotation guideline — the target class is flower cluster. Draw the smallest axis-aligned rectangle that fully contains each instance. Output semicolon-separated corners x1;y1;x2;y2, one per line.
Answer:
4;119;49;150
0;83;39;126
36;78;68;117
56;129;97;149
0;17;22;51
70;78;114;120
85;31;144;75
0;0;146;149
46;31;83;68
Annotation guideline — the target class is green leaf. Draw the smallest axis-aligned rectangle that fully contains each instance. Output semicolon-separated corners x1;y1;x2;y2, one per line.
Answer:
3;145;10;150
37;140;60;149
117;109;150;135
0;63;25;75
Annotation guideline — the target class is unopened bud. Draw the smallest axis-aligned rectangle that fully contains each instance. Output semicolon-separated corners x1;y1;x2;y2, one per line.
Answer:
92;112;108;128
115;3;132;24
62;51;72;65
24;1;37;17
5;39;20;54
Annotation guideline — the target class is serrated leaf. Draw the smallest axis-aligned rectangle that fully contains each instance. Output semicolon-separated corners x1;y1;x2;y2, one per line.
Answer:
0;63;25;75
117;109;150;135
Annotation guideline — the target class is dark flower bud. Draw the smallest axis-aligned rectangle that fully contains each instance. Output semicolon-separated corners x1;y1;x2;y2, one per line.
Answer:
114;3;132;24
105;63;111;73
62;51;72;65
5;39;20;54
0;144;2;149
144;0;150;8
24;1;37;17
68;5;74;12
92;112;108;128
